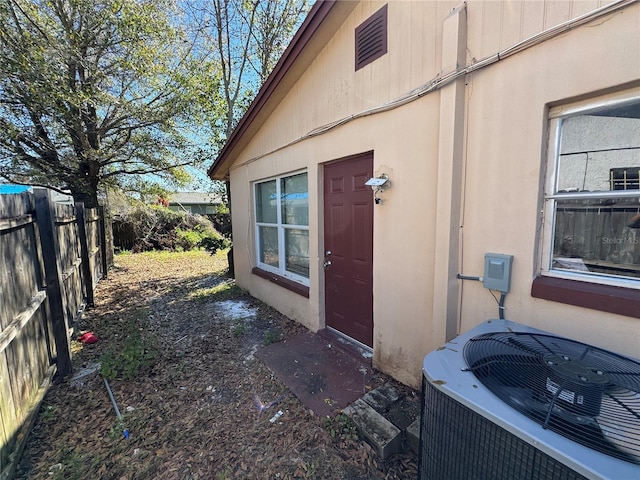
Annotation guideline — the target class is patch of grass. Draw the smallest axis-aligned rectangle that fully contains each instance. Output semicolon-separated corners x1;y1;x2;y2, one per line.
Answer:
263;330;281;346
188;281;241;303
100;308;158;380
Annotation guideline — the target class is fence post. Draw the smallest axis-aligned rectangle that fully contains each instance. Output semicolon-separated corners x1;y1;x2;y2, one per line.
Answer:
98;206;108;279
75;203;95;308
34;189;73;376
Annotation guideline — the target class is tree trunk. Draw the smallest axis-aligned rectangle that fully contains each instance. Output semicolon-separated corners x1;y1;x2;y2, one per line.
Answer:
72;189;100;209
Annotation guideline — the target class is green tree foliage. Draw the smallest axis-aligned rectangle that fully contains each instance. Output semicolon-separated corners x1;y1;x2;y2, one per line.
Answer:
182;0;309;212
0;0;206;207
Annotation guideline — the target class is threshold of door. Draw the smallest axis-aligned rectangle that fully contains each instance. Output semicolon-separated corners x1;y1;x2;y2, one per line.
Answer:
321;327;373;365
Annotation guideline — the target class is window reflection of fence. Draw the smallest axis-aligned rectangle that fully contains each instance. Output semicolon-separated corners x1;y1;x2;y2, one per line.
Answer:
0;189;111;479
553;204;640;278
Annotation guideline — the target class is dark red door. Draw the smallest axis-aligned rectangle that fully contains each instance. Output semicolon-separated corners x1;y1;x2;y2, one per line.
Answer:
323;153;374;347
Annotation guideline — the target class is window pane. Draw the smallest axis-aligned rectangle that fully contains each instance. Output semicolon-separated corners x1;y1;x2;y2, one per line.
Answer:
285;228;309;278
552;197;640;279
256;180;277;223
281;173;308;225
557;108;640;193
258;226;279;268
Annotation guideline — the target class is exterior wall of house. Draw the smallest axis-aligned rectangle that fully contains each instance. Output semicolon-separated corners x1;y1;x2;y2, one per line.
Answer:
458;3;640;360
226;0;639;388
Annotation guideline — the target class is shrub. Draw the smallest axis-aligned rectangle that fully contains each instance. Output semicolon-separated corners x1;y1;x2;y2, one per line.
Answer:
112;204;229;253
200;233;230;255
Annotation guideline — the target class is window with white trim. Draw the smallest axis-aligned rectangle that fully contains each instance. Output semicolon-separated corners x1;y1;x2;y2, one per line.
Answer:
541;93;640;287
255;171;309;283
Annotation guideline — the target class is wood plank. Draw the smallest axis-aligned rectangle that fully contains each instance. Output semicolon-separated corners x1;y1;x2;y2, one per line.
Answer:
75;203;94;307
61;257;82;282
0;291;47;355
53;215;76;225
98;206;108;279
0;352;18;477
0;365;55;480
0;215;34;232
0;193;33;219
34;189;72;376
4;307;49;423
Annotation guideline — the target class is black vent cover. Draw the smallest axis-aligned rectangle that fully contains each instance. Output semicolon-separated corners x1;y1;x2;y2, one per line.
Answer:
463;333;640;464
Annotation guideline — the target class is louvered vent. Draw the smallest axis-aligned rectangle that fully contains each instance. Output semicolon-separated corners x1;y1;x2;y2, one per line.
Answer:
355;4;388;71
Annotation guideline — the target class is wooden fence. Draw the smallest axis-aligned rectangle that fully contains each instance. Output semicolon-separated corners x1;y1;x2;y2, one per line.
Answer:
554;204;640;277
0;189;110;480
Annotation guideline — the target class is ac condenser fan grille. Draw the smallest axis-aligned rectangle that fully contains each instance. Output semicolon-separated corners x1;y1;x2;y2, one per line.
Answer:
463;333;640;464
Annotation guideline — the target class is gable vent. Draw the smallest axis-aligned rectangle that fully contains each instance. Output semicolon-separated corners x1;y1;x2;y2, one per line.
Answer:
355;4;388;71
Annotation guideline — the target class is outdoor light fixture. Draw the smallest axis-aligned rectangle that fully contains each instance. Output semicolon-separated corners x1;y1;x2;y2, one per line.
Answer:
365;174;391;204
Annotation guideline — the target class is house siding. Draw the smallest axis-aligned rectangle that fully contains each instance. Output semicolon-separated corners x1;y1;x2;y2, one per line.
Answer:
221;0;639;388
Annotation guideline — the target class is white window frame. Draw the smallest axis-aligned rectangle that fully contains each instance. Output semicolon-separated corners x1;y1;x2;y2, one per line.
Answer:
254;170;310;286
540;91;640;290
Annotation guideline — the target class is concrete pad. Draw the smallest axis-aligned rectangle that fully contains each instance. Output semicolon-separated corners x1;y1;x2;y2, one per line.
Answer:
256;332;373;417
406;418;421;455
344;398;402;459
362;383;401;413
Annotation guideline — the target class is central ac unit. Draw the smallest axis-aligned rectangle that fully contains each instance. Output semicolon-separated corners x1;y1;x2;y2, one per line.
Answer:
419;319;640;480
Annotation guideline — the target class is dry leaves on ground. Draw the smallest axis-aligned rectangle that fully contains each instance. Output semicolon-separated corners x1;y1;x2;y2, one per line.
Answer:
15;250;418;480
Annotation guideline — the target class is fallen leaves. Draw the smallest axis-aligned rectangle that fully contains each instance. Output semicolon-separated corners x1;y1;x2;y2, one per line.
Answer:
15;250;417;479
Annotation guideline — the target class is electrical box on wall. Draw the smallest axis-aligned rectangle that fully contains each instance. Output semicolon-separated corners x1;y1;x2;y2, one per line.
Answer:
483;253;513;293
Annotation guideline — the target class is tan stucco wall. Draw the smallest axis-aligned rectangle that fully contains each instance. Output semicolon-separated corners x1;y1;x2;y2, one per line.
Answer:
458;3;640;360
226;0;640;388
230;96;441;387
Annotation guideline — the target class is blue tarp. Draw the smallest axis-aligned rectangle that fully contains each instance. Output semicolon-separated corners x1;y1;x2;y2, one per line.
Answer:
0;185;31;194
0;185;31;195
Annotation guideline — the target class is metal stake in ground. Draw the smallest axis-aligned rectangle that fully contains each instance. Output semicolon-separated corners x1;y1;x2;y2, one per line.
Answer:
103;377;130;439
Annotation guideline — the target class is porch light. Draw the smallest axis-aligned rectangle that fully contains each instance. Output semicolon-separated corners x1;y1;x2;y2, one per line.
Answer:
365;174;391;204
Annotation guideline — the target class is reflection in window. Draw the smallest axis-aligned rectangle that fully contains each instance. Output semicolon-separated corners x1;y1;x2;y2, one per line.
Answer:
285;228;309;277
610;168;639;190
545;97;640;283
254;172;309;283
258;226;279;268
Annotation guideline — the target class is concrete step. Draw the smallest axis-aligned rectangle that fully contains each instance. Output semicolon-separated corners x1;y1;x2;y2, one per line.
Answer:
344;382;421;459
343;398;402;459
406;418;421;455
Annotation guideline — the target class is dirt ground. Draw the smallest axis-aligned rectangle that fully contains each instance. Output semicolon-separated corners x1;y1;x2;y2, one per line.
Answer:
15;250;418;479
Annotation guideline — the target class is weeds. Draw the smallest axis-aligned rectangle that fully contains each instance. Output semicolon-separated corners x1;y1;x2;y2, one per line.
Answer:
263;331;281;346
323;414;359;441
100;308;158;380
231;321;247;337
39;404;57;423
49;446;99;480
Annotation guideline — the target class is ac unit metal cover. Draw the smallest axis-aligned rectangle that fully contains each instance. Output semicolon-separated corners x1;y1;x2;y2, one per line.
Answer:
420;319;640;480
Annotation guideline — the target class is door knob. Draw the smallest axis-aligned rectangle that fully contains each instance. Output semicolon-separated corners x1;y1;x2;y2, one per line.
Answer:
323;260;332;269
